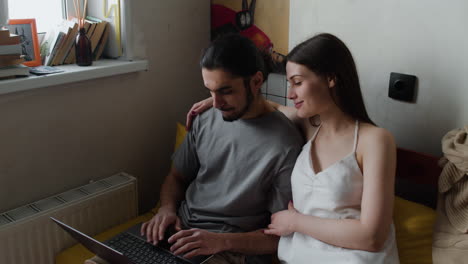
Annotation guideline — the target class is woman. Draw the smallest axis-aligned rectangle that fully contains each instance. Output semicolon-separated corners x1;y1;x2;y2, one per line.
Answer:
187;33;399;263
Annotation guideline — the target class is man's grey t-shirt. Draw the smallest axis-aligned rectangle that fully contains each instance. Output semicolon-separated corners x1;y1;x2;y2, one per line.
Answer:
173;108;303;233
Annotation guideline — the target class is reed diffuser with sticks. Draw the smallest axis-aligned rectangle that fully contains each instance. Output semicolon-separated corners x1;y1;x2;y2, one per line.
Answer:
74;0;92;66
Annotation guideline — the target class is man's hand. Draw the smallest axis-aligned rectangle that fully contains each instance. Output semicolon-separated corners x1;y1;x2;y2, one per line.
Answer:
264;201;299;237
140;207;182;245
168;229;226;258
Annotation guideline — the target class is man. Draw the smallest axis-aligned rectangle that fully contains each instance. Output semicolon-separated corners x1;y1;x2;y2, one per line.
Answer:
145;33;303;263
88;34;302;264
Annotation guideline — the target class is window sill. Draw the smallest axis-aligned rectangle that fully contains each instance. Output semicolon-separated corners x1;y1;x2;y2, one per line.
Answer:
0;59;149;96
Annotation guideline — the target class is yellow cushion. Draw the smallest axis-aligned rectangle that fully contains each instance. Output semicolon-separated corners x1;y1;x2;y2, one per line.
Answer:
394;196;436;264
174;122;187;151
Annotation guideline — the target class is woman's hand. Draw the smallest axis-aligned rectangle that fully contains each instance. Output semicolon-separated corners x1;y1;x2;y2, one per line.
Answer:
264;201;299;237
185;97;214;130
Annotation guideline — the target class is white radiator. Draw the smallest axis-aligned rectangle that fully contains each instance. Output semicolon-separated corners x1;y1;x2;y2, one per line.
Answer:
0;172;138;264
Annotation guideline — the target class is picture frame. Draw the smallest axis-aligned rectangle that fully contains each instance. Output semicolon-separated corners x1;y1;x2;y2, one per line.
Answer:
6;19;42;67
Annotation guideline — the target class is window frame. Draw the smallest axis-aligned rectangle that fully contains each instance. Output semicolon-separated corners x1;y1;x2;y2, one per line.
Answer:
4;0;133;60
0;0;142;95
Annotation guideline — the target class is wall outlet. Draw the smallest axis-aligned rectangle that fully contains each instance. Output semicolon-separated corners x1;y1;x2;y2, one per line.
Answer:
388;72;417;102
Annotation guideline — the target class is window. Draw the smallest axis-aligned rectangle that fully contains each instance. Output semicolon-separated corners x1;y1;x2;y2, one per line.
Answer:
7;0;65;33
0;0;144;96
2;0;134;63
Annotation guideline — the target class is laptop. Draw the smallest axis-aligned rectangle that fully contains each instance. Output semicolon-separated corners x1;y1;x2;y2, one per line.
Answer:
51;217;213;264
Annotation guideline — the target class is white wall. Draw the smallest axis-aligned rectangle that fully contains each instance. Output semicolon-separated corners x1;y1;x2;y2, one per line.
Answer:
290;0;468;156
0;0;210;213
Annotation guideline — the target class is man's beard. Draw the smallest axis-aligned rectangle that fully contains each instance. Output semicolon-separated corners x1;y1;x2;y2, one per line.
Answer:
222;81;254;122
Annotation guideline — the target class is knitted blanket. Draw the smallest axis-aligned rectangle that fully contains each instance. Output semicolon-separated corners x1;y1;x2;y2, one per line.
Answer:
433;126;468;264
439;125;468;233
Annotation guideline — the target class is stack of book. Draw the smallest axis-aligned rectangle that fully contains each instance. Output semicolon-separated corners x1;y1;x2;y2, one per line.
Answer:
42;20;79;66
41;17;109;66
0;28;29;80
84;16;110;61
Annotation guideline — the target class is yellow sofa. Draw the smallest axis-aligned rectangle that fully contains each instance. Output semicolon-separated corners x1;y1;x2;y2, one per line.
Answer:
56;197;437;264
56;124;437;264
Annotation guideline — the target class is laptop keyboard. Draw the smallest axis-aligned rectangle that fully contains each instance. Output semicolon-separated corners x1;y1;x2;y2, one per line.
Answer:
106;232;186;264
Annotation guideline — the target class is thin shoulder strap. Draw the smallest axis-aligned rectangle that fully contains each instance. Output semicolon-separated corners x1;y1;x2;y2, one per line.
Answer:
311;125;322;142
353;120;359;152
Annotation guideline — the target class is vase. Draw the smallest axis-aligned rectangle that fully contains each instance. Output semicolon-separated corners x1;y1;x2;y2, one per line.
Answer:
75;27;92;66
